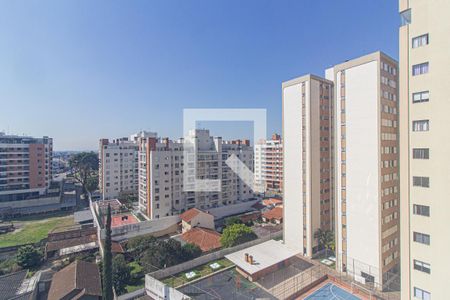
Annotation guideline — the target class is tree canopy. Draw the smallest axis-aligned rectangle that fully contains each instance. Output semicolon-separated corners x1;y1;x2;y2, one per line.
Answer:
16;245;42;269
69;151;99;194
220;224;257;248
112;254;131;295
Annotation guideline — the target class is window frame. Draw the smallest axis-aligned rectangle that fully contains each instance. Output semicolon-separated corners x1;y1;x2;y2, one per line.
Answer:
412;91;430;103
412;34;429;48
412;62;429;76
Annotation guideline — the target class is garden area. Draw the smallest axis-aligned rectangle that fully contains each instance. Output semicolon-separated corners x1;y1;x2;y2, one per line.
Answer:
0;214;74;248
161;258;234;288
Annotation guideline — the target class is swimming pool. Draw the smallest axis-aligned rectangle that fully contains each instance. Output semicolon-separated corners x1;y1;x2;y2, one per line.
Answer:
304;282;362;300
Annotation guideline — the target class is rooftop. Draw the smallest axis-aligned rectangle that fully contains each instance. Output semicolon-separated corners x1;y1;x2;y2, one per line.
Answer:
180;227;221;252
225;240;299;275
0;270;28;300
111;213;139;228
262;206;283;221
180;208;204;222
47;260;102;300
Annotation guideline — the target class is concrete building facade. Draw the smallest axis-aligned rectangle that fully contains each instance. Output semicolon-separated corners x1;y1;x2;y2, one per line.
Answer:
282;74;334;257
138;129;256;219
0;133;53;205
326;52;400;288
254;133;283;194
399;1;450;299
99;131;155;200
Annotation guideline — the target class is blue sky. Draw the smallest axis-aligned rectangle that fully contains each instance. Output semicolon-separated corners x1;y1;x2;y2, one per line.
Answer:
0;0;399;150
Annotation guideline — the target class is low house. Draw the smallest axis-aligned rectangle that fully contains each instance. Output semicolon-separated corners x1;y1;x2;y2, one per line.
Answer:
179;227;222;252
45;226;98;259
180;208;215;233
262;206;283;224
47;260;102;300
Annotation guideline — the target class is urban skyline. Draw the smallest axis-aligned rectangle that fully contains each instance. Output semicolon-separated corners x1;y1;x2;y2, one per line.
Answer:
0;1;398;151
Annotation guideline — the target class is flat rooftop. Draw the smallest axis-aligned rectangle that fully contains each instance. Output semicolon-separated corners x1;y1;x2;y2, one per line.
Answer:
111;213;139;228
225;239;299;275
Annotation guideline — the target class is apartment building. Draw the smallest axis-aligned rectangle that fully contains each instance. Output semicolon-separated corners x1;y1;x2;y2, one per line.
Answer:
138;129;255;219
325;52;400;288
254;133;283;194
99;132;155;200
399;1;450;299
0;133;57;211
282;74;334;257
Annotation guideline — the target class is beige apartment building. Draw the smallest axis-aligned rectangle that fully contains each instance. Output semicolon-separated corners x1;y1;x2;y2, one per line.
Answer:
254;133;283;194
282;74;334;257
326;52;400;288
399;1;450;299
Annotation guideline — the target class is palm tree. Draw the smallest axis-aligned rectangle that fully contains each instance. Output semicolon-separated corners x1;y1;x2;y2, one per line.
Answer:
314;229;335;257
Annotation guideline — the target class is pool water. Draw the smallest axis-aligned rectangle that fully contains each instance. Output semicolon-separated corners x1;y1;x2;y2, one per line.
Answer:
304;282;362;300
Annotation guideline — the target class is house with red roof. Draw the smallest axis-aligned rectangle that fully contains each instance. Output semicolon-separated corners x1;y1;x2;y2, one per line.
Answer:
262;206;283;224
180;208;215;233
179;227;222;252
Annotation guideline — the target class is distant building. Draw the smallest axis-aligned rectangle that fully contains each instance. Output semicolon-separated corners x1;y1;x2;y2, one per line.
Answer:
47;260;102;300
254;133;283;193
138;129;256;219
0;133;78;216
98;131;156;200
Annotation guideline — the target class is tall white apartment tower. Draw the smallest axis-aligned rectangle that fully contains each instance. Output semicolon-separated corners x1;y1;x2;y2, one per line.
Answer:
326;52;400;288
282;74;334;257
399;1;450;299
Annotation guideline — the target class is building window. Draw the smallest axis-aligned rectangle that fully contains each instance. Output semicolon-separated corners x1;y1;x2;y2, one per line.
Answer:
412;91;429;103
412;120;429;132
413;63;429;76
412;34;429;48
414;287;431;300
413;148;429;159
413;204;430;217
413;232;430;245
413;176;430;188
414;260;431;274
400;9;411;26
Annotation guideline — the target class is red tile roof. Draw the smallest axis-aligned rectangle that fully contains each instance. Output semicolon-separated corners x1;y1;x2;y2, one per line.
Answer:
180;208;203;222
180;227;222;252
112;242;125;254
262;198;283;206
262;206;283;221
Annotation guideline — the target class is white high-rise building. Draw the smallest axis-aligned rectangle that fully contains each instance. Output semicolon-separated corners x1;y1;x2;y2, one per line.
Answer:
282;74;334;257
326;52;400;288
99;131;156;200
399;1;450;299
138;129;256;219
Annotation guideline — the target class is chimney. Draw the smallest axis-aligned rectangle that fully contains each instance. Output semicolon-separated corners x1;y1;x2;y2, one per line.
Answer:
249;255;254;265
244;253;249;262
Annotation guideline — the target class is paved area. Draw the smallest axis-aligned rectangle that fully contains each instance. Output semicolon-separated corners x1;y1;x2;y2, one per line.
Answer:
179;269;277;300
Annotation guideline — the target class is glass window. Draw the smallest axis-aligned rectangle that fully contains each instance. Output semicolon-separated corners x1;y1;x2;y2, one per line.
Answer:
400;9;411;26
414;287;431;300
414;232;431;245
413;91;430;103
413;148;429;159
413;204;430;217
413;63;429;76
412;34;429;48
412;120;429;132
414;260;431;274
413;176;430;188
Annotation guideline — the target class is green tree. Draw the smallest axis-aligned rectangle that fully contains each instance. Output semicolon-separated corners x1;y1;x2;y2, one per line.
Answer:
225;216;242;227
126;235;157;258
69;152;99;195
314;229;335;256
112;254;131;295
16;245;42;269
102;204;113;300
181;243;202;260
220;224;257;248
